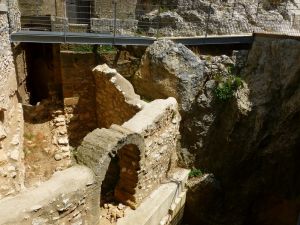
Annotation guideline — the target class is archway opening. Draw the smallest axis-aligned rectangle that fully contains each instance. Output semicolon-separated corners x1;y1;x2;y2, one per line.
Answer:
100;144;141;223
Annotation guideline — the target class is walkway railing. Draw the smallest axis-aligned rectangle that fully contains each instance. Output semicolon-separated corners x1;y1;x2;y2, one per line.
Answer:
18;0;300;38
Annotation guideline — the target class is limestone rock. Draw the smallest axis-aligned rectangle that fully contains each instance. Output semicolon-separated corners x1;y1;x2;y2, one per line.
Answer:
133;39;205;113
184;174;222;225
0;124;7;140
183;37;300;225
138;0;298;36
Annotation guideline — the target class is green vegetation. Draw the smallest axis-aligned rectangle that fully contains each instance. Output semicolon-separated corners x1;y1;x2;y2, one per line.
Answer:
212;63;244;101
61;44;117;53
214;75;243;101
159;6;169;13
189;168;203;178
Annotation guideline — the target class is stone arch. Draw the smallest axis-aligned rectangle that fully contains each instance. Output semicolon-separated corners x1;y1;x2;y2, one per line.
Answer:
76;124;147;209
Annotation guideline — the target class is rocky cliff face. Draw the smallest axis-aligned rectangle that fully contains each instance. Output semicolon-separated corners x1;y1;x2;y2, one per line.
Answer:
137;0;299;36
133;36;300;225
183;35;300;225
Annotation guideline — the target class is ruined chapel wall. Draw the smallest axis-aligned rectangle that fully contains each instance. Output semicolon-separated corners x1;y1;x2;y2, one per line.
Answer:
0;6;25;199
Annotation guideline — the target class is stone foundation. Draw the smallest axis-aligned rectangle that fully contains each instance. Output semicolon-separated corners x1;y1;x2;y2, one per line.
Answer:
0;166;99;225
0;7;25;200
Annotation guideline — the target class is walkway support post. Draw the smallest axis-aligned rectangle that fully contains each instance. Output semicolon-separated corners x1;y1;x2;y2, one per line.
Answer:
205;2;212;38
113;0;117;45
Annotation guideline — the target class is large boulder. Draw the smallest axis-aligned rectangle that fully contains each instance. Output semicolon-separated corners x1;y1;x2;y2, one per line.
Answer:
133;39;205;113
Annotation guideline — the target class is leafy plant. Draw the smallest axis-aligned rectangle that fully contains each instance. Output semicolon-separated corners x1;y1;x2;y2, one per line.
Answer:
189;168;203;178
61;44;117;53
159;6;170;13
214;75;243;101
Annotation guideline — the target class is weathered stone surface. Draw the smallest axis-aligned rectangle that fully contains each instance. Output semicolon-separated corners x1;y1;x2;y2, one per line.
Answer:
18;0;65;17
0;166;99;225
183;36;300;225
60;52;99;147
94;0;137;20
184;174;222;225
117;169;190;225
77;97;180;209
93;64;144;128
133;39;205;113
0;8;24;200
138;0;299;36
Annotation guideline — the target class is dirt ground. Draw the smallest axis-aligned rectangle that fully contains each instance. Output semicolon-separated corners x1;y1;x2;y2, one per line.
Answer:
23;101;68;187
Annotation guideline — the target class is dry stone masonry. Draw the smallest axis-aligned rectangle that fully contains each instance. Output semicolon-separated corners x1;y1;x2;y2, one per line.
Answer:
77;96;181;209
77;64;181;210
0;3;25;200
0;166;99;225
93;64;144;128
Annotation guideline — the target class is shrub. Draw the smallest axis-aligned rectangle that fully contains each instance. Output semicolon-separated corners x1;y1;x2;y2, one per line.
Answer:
189;168;203;178
214;75;243;101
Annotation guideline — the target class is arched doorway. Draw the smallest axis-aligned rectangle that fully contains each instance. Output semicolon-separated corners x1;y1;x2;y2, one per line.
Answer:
100;144;141;207
100;144;141;223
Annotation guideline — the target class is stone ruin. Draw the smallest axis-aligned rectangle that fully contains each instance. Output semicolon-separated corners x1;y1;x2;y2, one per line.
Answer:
0;61;187;224
0;4;188;221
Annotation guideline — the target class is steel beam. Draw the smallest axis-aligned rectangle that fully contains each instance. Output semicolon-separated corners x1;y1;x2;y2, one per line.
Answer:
10;31;254;46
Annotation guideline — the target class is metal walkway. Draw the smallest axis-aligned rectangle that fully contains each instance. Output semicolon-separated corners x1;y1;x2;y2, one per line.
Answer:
10;30;254;46
9;1;300;46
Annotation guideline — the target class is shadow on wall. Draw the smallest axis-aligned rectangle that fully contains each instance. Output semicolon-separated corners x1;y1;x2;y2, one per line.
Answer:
101;144;141;208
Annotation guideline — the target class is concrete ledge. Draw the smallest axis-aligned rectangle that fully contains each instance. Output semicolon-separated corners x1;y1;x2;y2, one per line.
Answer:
0;166;99;225
117;169;189;225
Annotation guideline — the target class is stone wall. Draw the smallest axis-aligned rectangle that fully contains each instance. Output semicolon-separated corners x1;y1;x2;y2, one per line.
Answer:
60;51;98;147
0;166;100;225
13;44;29;104
93;64;142;129
94;0;137;19
18;0;64;17
0;5;25;200
77;95;180;209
